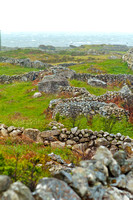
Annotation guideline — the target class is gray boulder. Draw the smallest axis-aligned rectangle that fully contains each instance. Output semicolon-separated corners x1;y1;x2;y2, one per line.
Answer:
38;75;69;93
33;178;81;200
1;181;34;200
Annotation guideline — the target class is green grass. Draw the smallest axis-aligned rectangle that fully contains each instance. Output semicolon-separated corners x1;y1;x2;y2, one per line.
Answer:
69;59;133;75
69;79;120;96
58;115;133;138
0;82;57;130
0;63;39;75
0;142;77;190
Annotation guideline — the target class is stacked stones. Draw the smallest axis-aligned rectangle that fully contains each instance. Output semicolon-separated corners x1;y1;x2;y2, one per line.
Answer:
71;73;133;84
52;100;127;119
0;70;44;84
1;123;132;154
51;85;131;119
0;56;52;69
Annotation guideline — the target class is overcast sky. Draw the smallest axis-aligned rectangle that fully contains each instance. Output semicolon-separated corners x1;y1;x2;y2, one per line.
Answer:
1;0;133;33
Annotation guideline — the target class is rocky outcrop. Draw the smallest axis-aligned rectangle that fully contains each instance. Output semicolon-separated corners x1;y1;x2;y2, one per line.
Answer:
38;75;69;93
123;48;133;70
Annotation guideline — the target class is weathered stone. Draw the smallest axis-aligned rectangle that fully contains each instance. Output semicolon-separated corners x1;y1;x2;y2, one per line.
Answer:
0;128;8;137
9;129;22;137
66;140;76;145
93;146;113;166
103;186;133;200
72;143;88;151
7;126;16;133
113;151;127;166
95;138;109;147
126;170;133;194
119;84;132;95
2;181;33;200
0;175;12;192
38;75;69;93
108;159;121;177
79;138;90;143
0;124;8;129
33;178;81;200
71;127;78;134
124;136;132;143
32;92;42;98
23;128;40;141
121;158;133;174
40;130;60;141
51;141;65;148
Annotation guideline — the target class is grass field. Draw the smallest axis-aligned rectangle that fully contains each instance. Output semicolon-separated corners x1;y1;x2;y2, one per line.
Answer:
69;59;133;75
0;82;56;130
0;63;40;75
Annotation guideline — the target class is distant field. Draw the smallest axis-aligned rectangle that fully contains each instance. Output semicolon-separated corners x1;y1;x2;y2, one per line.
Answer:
0;63;39;76
69;59;133;75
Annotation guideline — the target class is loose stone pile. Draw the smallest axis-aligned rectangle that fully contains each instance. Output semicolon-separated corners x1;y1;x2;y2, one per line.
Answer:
0;146;133;200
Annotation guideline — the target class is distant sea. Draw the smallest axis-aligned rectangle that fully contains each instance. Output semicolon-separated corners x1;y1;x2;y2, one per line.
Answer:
1;32;133;48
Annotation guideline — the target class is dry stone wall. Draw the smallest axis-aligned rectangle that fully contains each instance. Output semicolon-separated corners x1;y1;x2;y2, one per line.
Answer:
51;86;129;118
0;70;45;84
71;73;133;84
0;56;53;69
0;123;132;154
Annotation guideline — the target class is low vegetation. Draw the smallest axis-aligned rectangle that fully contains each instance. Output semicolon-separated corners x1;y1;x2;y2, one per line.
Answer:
0;63;39;75
0;140;77;191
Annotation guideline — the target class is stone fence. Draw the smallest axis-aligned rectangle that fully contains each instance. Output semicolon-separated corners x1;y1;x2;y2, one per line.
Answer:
0;123;132;153
0;56;53;69
50;86;129;119
71;73;133;84
0;70;45;84
58;86;133;106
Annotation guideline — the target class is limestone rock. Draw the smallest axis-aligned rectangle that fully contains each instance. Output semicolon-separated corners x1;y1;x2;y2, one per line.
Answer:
0;128;8;137
0;175;12;192
23;128;40;141
1;181;33;200
51;141;65;148
32;92;42;98
33;178;81;200
38;75;69;93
